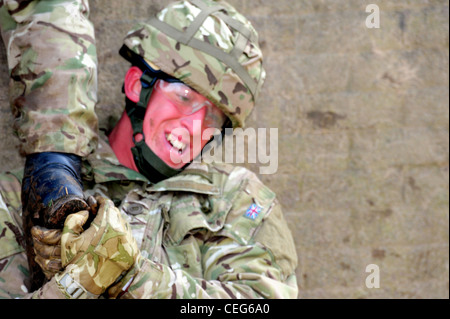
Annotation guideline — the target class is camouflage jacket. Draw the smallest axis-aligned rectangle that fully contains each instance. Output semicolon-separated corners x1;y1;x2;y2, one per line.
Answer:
0;0;98;157
0;137;298;299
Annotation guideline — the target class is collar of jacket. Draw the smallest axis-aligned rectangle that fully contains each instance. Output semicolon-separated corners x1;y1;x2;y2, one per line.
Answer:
86;137;220;196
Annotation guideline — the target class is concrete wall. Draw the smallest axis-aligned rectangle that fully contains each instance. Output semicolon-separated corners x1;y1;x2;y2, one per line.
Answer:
0;0;448;298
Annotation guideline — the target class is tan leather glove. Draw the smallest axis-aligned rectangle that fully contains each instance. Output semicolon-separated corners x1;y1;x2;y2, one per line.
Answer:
55;196;140;298
31;226;62;279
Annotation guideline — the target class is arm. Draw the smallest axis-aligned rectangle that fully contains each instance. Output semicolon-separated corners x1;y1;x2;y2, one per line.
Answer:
0;0;98;156
0;0;99;290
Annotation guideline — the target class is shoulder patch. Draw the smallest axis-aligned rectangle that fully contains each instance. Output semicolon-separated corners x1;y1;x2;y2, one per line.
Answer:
244;203;262;221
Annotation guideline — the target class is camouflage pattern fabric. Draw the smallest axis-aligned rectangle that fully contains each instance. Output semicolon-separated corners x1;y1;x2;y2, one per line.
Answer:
0;0;98;156
123;0;266;129
0;170;29;298
56;197;139;297
0;136;298;299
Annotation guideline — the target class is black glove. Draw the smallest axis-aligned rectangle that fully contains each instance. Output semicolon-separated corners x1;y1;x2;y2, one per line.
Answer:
21;152;89;291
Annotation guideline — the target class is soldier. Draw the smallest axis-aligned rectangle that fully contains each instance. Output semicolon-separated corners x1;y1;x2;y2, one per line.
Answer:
0;0;298;299
0;0;99;290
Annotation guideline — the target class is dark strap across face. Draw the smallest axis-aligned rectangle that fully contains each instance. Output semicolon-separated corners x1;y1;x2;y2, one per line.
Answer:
125;72;155;138
131;139;182;184
125;65;182;184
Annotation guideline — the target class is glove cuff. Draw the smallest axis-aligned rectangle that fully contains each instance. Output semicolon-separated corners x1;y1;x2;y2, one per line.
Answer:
55;266;99;299
108;253;144;298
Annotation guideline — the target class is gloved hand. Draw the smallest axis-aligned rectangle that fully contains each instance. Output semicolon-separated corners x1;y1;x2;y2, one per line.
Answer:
31;226;62;280
21;152;89;290
55;196;140;298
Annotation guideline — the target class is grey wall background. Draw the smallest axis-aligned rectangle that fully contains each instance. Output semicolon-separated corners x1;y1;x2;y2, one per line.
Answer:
0;0;448;298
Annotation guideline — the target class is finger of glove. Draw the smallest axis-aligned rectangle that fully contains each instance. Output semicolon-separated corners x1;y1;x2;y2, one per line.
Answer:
93;196;129;234
91;195;111;225
35;255;62;276
74;196;111;241
81;196;115;238
61;210;90;266
31;225;62;245
63;210;90;236
33;239;61;259
61;198;113;263
94;195;108;206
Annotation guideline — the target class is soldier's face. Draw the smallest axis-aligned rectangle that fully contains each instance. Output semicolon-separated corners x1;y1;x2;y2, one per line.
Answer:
142;80;225;169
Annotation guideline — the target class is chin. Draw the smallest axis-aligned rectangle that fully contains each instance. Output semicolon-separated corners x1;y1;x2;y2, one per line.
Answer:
167;149;193;169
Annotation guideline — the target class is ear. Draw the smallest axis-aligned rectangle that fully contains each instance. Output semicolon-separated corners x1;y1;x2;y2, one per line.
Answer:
124;66;143;103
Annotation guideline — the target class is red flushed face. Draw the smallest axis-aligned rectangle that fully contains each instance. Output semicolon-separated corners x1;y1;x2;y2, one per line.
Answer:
142;79;226;169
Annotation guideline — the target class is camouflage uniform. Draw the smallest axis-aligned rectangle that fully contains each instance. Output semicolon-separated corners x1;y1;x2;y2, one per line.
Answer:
0;136;298;299
0;0;98;156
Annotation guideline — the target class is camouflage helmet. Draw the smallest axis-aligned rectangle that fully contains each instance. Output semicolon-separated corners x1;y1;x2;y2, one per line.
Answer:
121;0;266;129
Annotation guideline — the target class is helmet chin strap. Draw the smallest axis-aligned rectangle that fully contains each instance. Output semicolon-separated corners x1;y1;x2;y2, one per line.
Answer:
125;70;183;184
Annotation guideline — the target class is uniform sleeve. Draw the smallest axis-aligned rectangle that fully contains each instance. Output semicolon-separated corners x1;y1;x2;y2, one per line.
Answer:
114;200;298;299
0;0;98;156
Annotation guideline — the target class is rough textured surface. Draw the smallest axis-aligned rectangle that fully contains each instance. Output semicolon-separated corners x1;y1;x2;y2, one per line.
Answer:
0;0;448;298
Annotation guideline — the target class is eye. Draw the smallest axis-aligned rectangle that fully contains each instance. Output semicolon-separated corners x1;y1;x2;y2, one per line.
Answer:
178;93;190;102
176;87;193;103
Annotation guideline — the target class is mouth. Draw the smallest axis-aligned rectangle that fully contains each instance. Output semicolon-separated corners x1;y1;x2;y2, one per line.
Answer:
165;133;187;154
